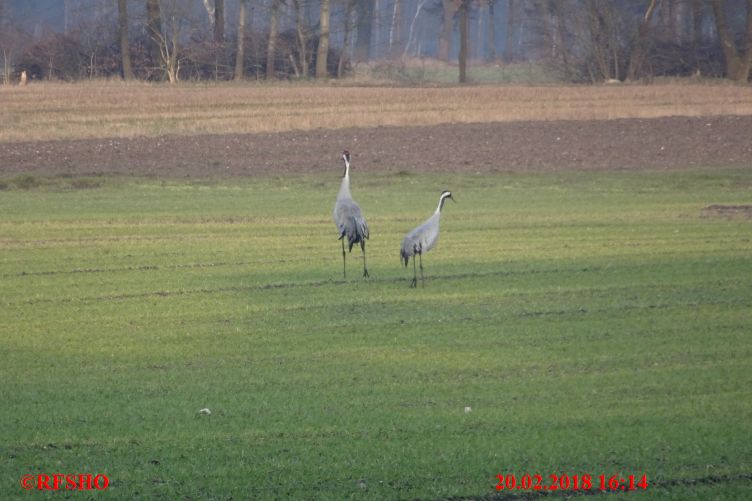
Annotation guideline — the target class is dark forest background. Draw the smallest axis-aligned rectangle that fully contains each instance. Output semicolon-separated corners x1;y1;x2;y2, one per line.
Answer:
1;0;751;84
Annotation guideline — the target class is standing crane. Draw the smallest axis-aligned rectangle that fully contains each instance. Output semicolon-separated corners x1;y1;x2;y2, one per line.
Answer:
333;151;370;278
400;190;455;287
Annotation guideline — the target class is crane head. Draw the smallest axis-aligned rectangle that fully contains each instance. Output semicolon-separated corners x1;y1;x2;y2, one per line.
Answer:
341;150;351;177
437;190;455;212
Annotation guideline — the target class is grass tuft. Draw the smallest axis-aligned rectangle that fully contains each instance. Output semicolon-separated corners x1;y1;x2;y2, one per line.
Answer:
11;174;42;190
68;178;104;190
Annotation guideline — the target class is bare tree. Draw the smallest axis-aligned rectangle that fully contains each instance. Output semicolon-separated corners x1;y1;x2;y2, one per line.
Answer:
475;1;484;60
0;0;16;85
550;0;571;79
459;0;470;82
339;0;356;77
404;0;427;58
203;0;215;25
203;0;226;80
146;0;163;76
214;0;225;43
583;0;622;81
438;0;456;62
690;0;703;74
487;0;497;60
152;2;183;83
202;0;225;80
354;0;373;62
293;0;310;77
658;0;672;41
503;0;516;62
710;0;752;81
389;0;403;56
373;0;382;58
267;0;280;79
533;0;560;59
235;0;247;80
163;16;181;83
118;0;134;80
316;0;330;78
3;47;13;85
672;0;689;44
626;0;658;81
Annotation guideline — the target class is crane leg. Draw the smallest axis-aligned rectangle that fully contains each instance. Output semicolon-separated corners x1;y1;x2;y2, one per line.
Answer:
361;241;369;278
419;252;424;287
341;239;347;279
410;255;417;288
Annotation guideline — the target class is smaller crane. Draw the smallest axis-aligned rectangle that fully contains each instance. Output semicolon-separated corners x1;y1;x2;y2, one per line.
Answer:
400;190;455;287
333;151;370;278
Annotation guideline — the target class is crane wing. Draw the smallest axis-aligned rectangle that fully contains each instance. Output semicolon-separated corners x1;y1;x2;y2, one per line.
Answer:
334;198;369;249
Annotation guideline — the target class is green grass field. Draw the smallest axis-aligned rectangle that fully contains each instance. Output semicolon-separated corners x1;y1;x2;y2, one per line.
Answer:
2;168;751;499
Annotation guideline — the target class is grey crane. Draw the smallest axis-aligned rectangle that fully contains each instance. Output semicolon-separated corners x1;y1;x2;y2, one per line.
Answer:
400;190;455;287
333;150;370;278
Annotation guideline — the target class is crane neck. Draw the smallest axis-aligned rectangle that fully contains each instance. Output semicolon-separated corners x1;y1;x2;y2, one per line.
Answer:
342;157;350;179
337;156;352;199
436;196;447;214
435;191;453;213
337;174;351;200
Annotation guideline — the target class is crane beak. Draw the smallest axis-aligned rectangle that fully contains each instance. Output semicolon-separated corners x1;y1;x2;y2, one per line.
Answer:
450;194;456;203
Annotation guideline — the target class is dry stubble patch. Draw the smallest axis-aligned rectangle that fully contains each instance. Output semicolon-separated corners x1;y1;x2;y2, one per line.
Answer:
2;81;752;142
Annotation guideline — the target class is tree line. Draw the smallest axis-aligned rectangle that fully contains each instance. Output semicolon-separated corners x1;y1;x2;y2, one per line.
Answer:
1;0;751;84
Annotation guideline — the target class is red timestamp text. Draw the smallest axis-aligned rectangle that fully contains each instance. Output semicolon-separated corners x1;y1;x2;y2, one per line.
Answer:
494;472;648;492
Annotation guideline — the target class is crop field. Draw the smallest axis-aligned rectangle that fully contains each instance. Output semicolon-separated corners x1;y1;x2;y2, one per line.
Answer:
2;81;752;499
2;166;751;499
2;80;752;142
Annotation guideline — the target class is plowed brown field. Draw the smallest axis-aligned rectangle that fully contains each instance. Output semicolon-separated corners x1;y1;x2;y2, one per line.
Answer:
2;115;751;177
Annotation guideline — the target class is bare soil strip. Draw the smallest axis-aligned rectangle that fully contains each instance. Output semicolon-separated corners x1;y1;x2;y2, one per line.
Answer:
2;115;751;177
702;204;752;217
